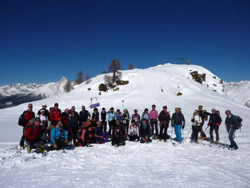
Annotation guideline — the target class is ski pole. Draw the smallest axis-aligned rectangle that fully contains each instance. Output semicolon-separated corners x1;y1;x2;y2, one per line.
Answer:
170;125;173;142
204;125;209;132
184;126;192;142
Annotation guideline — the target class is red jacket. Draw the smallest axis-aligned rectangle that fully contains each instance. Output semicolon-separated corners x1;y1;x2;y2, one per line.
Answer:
25;124;41;141
24;110;35;124
50;108;62;121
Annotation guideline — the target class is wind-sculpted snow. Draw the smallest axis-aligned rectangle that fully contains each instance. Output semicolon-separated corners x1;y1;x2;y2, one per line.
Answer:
0;63;250;187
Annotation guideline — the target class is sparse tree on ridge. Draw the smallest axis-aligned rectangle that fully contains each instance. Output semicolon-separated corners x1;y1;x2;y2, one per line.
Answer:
64;80;73;93
85;72;91;84
75;71;84;85
128;63;135;70
109;59;122;83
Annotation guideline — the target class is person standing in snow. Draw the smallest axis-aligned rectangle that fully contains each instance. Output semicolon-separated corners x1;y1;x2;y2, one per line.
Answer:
225;110;239;150
79;106;91;125
69;111;79;146
132;109;140;126
171;108;185;143
101;108;107;132
141;108;150;122
208;108;222;144
191;110;202;143
158;106;171;141
37;104;50;121
49;103;62;126
91;108;99;128
19;103;35;149
108;107;117;136
197;105;210;140
149;104;158;139
122;109;130;137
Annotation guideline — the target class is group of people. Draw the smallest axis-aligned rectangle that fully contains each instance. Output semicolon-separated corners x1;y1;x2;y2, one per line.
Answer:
18;103;241;153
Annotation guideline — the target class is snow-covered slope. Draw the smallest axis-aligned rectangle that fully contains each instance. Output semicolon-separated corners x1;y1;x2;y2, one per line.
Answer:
0;63;250;188
224;81;250;108
0;77;69;108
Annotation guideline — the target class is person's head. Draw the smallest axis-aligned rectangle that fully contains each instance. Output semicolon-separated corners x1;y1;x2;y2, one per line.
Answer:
194;110;199;115
175;108;180;113
65;108;69;113
102;107;106;112
144;108;148;113
131;120;136;125
71;106;75;112
28;103;33;111
82;106;86;111
110;107;114;112
42;104;47;109
54;103;59;109
40;110;45;115
152;104;156;109
212;108;216;114
96;121;101;127
94;108;98;112
34;118;40;125
115;120;120;125
225;110;231;117
142;119;147;125
124;108;128;113
116;109;120;114
134;109;138;114
198;105;203;111
56;121;62;128
71;111;75;116
163;106;167;111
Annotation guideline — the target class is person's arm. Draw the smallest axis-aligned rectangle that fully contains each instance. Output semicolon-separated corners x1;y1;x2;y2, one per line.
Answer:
182;114;185;129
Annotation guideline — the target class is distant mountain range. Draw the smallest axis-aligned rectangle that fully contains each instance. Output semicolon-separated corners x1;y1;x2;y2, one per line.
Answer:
223;81;250;108
0;77;69;109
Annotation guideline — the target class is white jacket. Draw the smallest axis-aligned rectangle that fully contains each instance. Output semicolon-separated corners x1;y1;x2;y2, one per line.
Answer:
192;114;202;126
128;125;139;136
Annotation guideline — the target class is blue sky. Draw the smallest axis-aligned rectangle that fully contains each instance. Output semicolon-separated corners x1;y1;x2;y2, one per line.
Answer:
0;0;249;86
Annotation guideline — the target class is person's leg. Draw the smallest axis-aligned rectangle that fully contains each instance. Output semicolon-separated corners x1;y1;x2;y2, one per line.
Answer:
20;127;25;147
215;126;219;143
210;126;214;142
229;129;238;149
73;127;78;146
174;125;178;140
154;120;158;137
177;125;182;142
194;127;198;142
150;119;154;136
159;121;164;139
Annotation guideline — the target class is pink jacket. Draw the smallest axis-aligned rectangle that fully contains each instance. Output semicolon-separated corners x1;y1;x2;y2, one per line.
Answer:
149;110;158;120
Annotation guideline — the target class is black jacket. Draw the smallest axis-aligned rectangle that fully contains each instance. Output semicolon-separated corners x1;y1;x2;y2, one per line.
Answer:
139;123;151;138
209;114;222;126
101;111;106;121
225;114;239;129
79;110;91;123
171;112;185;126
69;115;79;128
158;110;170;122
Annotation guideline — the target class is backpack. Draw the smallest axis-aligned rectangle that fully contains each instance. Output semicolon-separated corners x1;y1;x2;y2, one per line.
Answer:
18;112;26;126
235;115;243;129
216;110;220;117
24;124;34;137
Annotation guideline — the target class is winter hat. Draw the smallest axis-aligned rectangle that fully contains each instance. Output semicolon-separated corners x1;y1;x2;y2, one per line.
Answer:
28;103;33;107
40;109;45;113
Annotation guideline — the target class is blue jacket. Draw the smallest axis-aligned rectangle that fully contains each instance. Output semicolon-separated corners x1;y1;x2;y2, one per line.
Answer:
50;127;68;144
108;112;117;121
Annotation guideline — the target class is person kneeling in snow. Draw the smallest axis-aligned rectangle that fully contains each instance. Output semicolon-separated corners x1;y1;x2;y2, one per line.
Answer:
95;121;109;144
25;118;45;153
112;120;125;146
139;119;152;143
128;120;139;141
50;121;68;150
79;122;96;146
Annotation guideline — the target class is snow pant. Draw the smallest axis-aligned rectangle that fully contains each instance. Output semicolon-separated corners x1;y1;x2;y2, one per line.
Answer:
159;120;169;140
140;136;152;143
128;134;139;141
19;126;25;147
210;125;219;141
112;137;125;146
109;120;115;136
54;139;67;150
96;132;109;144
227;128;238;149
198;122;206;138
67;127;72;142
71;127;78;146
150;119;158;136
192;126;199;142
174;125;182;142
101;121;107;132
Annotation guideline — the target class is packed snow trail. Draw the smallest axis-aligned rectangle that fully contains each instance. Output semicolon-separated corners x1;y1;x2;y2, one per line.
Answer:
0;140;250;188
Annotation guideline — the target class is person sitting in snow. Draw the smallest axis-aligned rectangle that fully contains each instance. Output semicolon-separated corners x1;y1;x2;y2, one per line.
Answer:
112;120;125;146
80;124;96;146
139;119;152;143
128;120;139;141
95;121;109;144
50;121;68;150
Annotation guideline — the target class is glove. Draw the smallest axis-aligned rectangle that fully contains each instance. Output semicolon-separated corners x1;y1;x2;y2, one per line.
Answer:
182;124;185;129
208;123;211;126
216;123;220;126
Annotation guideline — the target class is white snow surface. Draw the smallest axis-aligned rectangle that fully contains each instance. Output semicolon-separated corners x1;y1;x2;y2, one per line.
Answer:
224;81;250;108
0;63;250;188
